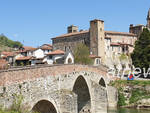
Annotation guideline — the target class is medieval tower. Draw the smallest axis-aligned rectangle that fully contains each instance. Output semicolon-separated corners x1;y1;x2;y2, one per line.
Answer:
90;19;105;63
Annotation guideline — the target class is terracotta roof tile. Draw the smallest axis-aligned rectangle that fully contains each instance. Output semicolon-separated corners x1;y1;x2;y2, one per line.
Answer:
16;56;32;60
0;59;8;64
52;30;136;39
110;43;120;46
52;30;89;39
40;46;52;50
20;46;37;52
89;54;101;58
119;42;133;46
47;50;65;55
105;31;136;36
42;44;52;47
1;51;16;57
110;42;133;46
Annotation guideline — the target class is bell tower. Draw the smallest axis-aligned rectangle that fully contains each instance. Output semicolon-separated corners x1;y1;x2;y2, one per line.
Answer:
147;8;150;29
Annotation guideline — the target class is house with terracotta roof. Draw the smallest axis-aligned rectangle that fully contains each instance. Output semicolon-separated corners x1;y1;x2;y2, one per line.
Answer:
17;46;45;65
39;44;53;54
19;46;37;57
0;59;8;70
51;19;137;70
15;44;73;65
0;51;16;66
43;50;74;64
15;56;32;66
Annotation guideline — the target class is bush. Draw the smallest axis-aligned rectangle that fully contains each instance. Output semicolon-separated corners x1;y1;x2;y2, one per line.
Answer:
118;92;126;106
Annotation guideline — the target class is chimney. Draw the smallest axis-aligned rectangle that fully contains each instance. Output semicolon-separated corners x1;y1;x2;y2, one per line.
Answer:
67;25;78;33
79;29;83;32
129;24;134;33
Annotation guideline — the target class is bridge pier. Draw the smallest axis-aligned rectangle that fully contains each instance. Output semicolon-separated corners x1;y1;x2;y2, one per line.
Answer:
59;90;78;113
91;82;108;113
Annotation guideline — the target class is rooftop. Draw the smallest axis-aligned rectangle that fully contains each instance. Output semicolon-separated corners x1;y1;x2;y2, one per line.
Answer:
52;30;89;39
20;46;37;52
89;54;101;59
52;30;136;39
16;56;32;61
47;50;65;55
1;51;16;57
110;42;120;46
105;31;136;36
40;45;53;50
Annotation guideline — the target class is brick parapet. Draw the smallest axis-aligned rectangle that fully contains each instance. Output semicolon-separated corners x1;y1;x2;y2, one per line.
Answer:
0;64;108;86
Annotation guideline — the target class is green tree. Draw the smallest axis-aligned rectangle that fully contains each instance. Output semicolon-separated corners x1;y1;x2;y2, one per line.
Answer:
131;28;150;71
119;53;128;71
74;43;93;65
0;34;23;48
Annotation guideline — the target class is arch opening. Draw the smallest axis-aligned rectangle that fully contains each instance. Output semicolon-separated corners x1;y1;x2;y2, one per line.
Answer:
32;100;57;113
99;78;106;87
68;58;72;64
73;76;91;113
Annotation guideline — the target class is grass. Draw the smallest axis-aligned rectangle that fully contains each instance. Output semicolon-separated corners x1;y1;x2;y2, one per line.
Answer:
110;80;150;88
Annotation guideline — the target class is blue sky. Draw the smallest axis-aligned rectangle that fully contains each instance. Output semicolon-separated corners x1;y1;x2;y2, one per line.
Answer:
0;0;150;47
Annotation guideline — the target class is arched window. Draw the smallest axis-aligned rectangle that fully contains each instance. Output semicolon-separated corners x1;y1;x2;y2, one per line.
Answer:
99;78;106;87
68;58;72;64
96;59;100;64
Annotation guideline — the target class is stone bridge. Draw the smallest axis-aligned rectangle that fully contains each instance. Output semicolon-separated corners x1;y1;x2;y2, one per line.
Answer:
0;64;118;113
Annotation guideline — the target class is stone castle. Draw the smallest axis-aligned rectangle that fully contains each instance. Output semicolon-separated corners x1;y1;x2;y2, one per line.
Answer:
129;8;150;37
52;9;150;69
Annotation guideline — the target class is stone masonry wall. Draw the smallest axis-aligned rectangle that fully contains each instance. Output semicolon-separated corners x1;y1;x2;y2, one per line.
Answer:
52;32;90;53
0;64;117;113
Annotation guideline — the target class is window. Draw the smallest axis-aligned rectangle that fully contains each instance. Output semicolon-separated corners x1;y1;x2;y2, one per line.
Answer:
49;55;52;59
107;46;109;50
96;59;100;64
112;46;114;51
122;47;125;53
68;58;72;64
65;46;67;51
118;47;120;52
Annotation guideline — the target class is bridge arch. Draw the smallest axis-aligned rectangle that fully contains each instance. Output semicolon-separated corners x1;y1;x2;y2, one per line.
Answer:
32;99;59;113
72;75;91;113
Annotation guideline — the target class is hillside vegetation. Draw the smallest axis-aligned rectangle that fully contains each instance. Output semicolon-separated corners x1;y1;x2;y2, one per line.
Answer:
0;34;23;52
110;80;150;107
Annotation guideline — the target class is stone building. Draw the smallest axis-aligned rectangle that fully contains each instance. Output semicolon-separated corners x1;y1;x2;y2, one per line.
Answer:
52;19;137;68
129;8;150;37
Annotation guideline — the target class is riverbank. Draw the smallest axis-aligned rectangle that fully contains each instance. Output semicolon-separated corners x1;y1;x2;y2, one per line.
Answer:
0;94;37;113
108;107;150;113
110;80;150;109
